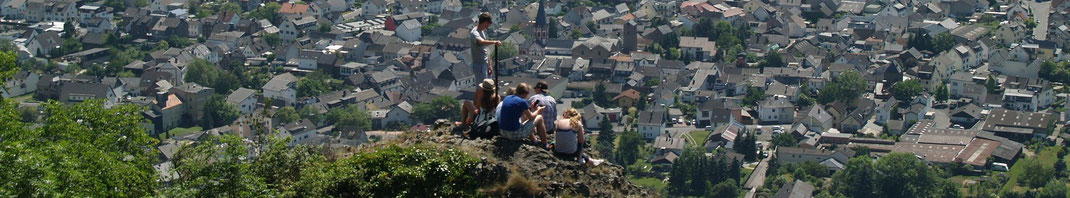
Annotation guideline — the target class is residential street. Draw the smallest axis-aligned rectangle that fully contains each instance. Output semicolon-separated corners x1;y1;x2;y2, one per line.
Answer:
744;151;773;198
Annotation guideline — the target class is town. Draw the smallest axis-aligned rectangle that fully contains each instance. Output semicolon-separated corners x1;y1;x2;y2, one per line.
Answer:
0;0;1068;197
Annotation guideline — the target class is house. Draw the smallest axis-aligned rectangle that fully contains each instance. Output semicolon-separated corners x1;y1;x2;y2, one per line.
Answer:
638;108;667;139
262;73;298;105
1;70;40;98
169;83;215;122
1001;76;1054;112
772;180;815;198
395;19;421;42
362;0;392;18
653;132;687;157
776;147;855;171
696;99;742;128
614;89;640;108
27;31;61;57
679;36;717;62
572;36;619;60
758;96;794;124
798;105;834;133
982;108;1056;140
706;121;746;150
226;88;257;114
950;103;983;126
278;2;318;18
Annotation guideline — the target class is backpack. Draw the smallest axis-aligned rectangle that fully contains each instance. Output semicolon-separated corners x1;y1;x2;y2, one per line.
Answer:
468;112;499;139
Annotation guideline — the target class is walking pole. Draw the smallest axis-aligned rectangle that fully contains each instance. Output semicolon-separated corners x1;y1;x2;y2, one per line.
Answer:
494;45;500;95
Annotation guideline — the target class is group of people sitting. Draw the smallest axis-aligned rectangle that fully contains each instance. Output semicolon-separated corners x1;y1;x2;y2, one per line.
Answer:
458;79;592;165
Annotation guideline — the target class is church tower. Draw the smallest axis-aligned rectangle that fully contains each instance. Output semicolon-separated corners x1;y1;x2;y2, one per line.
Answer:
533;0;549;45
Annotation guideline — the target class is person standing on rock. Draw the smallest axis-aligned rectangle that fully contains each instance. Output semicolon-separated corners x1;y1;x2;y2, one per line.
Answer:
470;13;502;81
498;83;549;146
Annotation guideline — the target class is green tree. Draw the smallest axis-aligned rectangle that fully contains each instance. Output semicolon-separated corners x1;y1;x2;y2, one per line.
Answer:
709;179;740;198
0;100;159;197
492;42;518;59
62;21;76;38
891;79;924;101
932;33;957;53
249;2;281;20
411;96;460;124
936;84;949;102
593;81;610;107
202;95;240;128
1020;159;1054;188
421;23;441;35
275;106;300;124
759;52;784;68
832;156;877;198
185;59;219;87
735;132;758;161
1038;179;1068;198
297;73;331;98
668;146;708;196
770;132;797;148
569;29;582;39
596;118;616;161
264;33;281;46
298;106;324;124
742;86;765;107
548;19;559;38
1025;18;1037;29
318;23;332;32
325;105;371;130
984;75;1000;93
875;152;938;197
0;50;15;86
616;130;643;165
818;70;867;104
166;135;270;196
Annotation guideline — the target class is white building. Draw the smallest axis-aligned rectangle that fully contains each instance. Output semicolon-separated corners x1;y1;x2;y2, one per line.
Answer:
262;73;298;104
226;88;257;114
395;19;422;42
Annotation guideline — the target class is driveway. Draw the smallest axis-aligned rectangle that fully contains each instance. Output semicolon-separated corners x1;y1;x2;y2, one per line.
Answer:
744;152;772;191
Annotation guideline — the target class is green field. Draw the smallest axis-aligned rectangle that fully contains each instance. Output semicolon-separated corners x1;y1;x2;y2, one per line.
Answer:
630;176;666;193
688;130;711;146
168;126;203;138
1001;146;1061;193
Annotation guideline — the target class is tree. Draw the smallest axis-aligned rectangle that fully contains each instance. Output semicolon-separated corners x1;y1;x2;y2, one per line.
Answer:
167;135;270;196
62;21;76;38
593;81;610;107
492;42;518;59
1038;180;1068;198
818;70;867;104
742;86;765;107
325;105;371;130
548;19;559;38
249;2;280;20
709;179;740;198
770;132;797;148
185;59;219;87
832;156;877;198
105;0;127;10
276;106;300;124
298;106;324;124
297;73;331;98
668;146;708;196
984;75;1000;93
264;33;281;46
421;23;442;35
202;95;240;128
735;132;758;161
759;52;784;68
0;100;159;197
0;50;15;86
1020;159;1054;188
616;130;643;165
411;96;461;124
936;83;949;102
932;33;957;53
318;23;332;32
596;118;616;161
891;79;924;101
569;29;582;39
875;152;938;197
1025;18;1037;29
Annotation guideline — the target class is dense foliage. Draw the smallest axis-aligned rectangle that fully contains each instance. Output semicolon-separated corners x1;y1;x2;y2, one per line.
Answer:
202;95;240;128
818;70;867;104
829;153;961;198
0;100;159;197
412;96;460;124
668;146;743;196
891;79;924;101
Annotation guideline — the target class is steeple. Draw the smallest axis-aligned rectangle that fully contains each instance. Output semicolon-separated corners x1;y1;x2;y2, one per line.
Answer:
535;0;547;27
533;0;549;46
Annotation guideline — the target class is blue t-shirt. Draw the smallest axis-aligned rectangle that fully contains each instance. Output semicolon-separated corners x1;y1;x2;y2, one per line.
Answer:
498;95;530;131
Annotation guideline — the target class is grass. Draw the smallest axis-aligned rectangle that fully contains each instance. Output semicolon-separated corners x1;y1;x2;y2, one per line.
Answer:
688;130;711;145
1001;146;1061;194
168;126;203;138
10;93;36;102
740;167;755;187
630;176;666;193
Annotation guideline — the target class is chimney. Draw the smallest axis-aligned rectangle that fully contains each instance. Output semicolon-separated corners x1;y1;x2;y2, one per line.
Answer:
156;92;168;107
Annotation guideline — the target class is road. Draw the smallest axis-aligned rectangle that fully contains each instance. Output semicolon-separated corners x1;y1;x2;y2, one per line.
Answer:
744;150;773;198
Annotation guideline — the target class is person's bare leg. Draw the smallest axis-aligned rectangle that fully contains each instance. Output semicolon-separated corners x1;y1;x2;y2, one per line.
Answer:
534;115;548;145
457;100;475;126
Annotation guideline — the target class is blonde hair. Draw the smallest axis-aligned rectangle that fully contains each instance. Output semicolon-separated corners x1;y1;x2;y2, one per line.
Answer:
563;108;582;130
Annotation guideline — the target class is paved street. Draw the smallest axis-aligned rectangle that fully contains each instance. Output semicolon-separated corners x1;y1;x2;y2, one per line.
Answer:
744;150;773;198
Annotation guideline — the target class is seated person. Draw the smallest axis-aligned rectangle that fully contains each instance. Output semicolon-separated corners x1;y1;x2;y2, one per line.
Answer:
497;83;549;146
554;108;591;165
458;79;500;126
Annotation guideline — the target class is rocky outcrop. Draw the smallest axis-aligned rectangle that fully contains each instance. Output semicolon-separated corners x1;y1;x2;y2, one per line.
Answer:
392;124;653;197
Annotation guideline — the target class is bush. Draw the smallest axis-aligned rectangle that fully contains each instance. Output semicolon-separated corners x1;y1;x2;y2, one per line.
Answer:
297;145;489;197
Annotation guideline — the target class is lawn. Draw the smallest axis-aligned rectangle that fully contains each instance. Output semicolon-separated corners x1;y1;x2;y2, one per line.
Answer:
688;130;711;145
630;176;666;193
168;126;203;138
1001;146;1061;193
740;167;755;186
